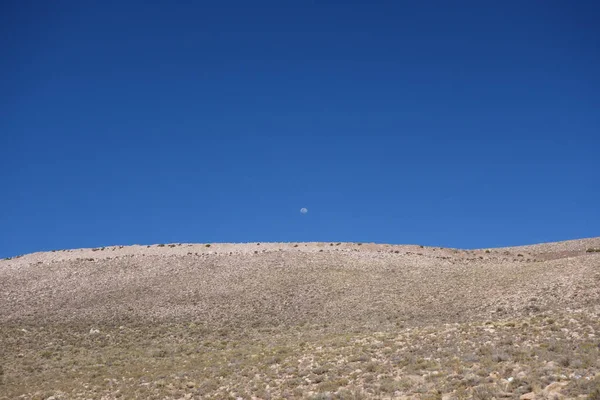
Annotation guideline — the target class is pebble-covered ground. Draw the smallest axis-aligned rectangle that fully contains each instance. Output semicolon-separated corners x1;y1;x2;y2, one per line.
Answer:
1;238;600;399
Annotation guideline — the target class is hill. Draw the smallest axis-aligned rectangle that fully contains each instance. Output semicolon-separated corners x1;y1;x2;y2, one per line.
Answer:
1;239;600;399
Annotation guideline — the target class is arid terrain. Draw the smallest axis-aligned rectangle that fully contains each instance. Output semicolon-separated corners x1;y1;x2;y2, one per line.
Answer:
1;238;600;399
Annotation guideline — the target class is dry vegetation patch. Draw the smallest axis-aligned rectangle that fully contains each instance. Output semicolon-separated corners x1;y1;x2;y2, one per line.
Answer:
1;311;599;399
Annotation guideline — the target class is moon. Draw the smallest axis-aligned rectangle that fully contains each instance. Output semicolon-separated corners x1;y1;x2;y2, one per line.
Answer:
300;208;308;214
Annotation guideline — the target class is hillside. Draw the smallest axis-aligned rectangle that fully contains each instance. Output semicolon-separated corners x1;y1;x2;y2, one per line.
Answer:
1;239;600;399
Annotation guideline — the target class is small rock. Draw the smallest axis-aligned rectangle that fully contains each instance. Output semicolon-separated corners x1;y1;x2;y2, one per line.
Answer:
544;361;558;371
186;381;196;388
543;381;568;397
520;393;536;400
89;328;100;335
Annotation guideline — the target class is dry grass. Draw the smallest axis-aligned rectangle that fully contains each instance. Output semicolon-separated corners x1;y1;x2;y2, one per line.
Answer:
1;238;600;399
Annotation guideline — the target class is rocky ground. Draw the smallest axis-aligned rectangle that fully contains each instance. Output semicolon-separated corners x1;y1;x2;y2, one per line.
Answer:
1;238;600;399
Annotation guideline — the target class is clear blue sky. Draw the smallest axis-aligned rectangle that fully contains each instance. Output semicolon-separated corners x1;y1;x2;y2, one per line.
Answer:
1;1;599;257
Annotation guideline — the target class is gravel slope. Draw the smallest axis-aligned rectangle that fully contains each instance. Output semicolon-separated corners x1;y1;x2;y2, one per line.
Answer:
1;238;600;399
2;238;599;328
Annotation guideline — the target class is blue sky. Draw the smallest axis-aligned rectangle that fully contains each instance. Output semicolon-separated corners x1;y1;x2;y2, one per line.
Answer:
1;1;599;257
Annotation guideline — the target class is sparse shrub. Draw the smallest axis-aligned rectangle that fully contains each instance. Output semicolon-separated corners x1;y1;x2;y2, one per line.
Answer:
485;250;490;253
420;391;443;400
198;379;219;394
151;348;169;358
378;378;400;393
472;386;498;399
364;362;379;372
334;389;367;399
312;366;329;375
547;341;561;352
349;354;369;362
587;248;600;253
205;244;211;247
168;244;176;248
40;350;52;359
158;244;165;247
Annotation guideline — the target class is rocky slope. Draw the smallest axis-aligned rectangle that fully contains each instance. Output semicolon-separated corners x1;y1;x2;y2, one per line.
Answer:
1;238;599;399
